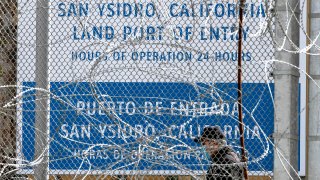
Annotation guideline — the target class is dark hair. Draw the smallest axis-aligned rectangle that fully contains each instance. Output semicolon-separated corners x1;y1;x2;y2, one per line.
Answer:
194;126;225;143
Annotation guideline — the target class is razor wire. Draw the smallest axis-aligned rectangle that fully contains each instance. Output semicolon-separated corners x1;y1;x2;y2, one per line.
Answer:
0;0;319;179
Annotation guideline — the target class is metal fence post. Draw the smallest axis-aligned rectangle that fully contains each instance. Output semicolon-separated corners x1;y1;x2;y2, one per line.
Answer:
274;0;300;179
34;0;50;179
237;0;248;179
307;0;320;179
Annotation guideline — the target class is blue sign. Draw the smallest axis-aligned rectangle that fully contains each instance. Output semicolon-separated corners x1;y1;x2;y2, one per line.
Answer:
22;82;274;172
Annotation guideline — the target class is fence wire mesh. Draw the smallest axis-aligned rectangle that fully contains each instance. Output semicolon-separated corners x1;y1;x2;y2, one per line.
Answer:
0;0;307;179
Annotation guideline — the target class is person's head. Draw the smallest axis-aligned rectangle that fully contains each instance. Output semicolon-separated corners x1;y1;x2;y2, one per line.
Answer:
194;126;226;155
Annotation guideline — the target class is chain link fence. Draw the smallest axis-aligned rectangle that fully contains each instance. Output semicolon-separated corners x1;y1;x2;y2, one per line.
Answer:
0;0;294;179
0;0;17;179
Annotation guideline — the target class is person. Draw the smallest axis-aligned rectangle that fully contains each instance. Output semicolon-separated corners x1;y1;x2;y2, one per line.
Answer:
194;126;244;180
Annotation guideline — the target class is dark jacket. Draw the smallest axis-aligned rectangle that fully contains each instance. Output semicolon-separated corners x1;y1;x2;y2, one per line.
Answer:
206;146;244;180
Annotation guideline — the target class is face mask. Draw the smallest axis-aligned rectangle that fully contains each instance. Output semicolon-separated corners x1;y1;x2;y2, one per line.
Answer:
201;146;211;161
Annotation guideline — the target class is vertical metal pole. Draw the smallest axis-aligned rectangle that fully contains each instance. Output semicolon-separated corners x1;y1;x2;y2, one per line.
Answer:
307;0;320;179
34;0;50;179
237;0;248;179
274;0;300;179
305;0;311;178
